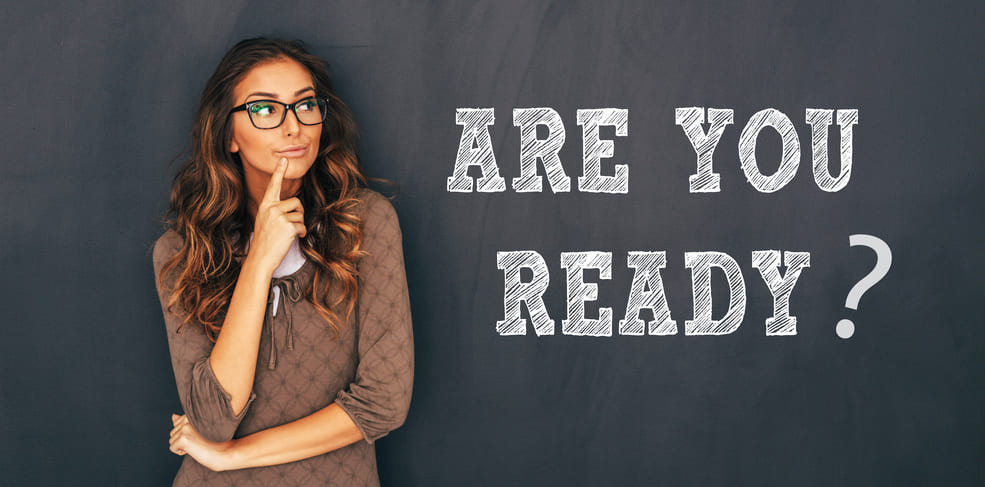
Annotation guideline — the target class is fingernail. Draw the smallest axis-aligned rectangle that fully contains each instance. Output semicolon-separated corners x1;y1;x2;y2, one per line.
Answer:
279;158;287;166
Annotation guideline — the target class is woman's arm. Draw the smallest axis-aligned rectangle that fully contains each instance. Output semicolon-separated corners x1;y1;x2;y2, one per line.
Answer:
170;403;362;471
155;235;260;443
206;255;273;416
229;403;363;468
211;159;306;415
155;159;308;442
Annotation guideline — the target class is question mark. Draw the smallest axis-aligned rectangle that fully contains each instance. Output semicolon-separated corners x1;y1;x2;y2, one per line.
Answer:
837;234;892;339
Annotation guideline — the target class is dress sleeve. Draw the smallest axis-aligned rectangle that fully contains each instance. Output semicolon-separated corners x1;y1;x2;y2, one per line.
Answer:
335;192;415;444
152;231;256;443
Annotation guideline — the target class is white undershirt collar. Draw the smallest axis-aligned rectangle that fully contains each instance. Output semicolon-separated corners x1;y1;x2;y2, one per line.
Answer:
247;233;307;316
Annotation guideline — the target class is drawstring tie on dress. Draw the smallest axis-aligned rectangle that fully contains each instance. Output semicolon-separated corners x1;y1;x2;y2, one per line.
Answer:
265;272;305;370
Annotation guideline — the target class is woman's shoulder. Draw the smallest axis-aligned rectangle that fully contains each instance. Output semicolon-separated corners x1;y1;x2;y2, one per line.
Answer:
353;188;399;224
353;187;390;209
152;229;184;271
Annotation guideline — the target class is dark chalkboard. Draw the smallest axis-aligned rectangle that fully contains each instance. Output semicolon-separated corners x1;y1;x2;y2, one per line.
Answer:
1;1;982;485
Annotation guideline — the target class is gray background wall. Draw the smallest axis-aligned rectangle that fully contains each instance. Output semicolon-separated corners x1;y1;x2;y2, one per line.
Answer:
1;1;982;485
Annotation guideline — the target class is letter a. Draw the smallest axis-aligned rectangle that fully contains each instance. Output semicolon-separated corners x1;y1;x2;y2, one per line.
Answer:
448;108;506;192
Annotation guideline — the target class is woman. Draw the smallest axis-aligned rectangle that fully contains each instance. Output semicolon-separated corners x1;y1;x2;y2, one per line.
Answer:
153;37;413;486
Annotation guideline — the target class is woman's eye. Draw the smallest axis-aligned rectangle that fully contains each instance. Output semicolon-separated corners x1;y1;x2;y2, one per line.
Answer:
249;103;278;117
297;100;316;112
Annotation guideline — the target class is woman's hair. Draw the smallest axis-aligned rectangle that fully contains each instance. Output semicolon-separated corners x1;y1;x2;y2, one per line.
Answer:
160;37;366;340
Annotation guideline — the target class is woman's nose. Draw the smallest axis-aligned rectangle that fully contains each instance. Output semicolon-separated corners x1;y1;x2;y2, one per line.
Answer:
283;108;302;136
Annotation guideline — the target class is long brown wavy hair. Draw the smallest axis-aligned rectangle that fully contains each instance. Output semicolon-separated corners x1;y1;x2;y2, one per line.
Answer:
159;37;367;341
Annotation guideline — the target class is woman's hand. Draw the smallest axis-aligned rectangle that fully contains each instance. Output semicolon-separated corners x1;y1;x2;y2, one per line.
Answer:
247;158;307;274
169;414;237;472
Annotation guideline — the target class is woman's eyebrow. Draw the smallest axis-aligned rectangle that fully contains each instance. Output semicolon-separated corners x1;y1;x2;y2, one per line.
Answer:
245;87;315;100
246;91;278;99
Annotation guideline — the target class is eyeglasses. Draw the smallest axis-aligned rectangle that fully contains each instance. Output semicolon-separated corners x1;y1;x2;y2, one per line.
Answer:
230;96;329;129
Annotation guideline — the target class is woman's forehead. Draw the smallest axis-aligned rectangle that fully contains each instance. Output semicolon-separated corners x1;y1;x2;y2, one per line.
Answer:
233;58;314;102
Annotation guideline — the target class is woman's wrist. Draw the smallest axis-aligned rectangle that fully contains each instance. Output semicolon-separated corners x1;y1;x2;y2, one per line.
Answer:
219;438;244;471
242;252;275;282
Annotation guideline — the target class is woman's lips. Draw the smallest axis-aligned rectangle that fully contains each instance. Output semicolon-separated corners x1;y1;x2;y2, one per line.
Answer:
277;145;307;158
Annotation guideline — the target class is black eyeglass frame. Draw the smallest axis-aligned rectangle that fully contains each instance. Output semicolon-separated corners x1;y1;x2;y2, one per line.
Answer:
229;96;330;130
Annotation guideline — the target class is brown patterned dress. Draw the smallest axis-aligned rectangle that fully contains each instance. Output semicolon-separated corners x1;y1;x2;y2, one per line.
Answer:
152;189;413;486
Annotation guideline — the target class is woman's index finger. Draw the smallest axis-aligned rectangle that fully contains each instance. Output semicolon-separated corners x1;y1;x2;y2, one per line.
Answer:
263;158;288;202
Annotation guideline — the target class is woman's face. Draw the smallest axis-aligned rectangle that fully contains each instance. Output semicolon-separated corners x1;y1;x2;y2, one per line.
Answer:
230;57;322;198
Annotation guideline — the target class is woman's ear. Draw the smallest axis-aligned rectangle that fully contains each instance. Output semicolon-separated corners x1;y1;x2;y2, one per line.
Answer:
230;139;240;153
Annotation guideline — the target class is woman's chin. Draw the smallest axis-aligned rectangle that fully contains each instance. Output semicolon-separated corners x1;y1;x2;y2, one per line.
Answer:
281;159;315;179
